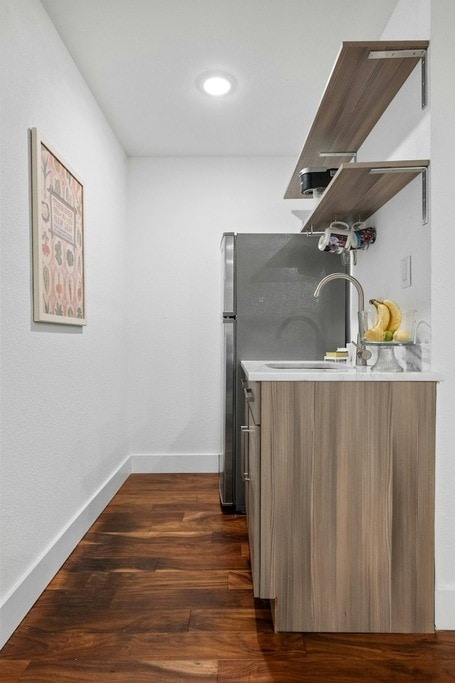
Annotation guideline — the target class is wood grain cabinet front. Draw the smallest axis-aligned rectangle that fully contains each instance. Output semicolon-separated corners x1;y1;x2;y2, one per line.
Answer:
243;403;260;595
244;379;436;633
242;381;275;599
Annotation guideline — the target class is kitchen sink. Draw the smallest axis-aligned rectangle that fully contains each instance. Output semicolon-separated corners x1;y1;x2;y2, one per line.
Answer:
265;360;350;370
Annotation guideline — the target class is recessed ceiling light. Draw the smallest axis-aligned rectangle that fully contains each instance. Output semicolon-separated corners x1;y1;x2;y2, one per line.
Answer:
197;72;236;97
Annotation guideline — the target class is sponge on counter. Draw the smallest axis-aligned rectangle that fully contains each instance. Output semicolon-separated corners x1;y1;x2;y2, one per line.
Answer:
325;348;349;359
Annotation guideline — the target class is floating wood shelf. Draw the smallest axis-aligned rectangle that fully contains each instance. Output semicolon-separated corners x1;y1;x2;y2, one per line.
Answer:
285;40;429;199
301;160;429;232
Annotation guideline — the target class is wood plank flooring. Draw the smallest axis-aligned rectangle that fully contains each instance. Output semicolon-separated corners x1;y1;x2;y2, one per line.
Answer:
1;473;454;682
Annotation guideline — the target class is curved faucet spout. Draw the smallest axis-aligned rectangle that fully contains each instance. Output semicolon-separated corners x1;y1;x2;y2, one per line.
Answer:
314;273;370;366
314;273;364;312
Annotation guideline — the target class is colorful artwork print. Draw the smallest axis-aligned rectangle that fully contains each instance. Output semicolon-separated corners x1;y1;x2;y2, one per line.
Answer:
32;129;86;325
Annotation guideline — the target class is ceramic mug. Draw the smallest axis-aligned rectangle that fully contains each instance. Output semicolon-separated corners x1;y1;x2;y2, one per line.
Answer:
317;221;351;253
351;222;376;249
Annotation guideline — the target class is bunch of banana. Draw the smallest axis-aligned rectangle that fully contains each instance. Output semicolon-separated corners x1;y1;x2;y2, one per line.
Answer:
364;298;405;342
384;299;402;338
364;299;390;341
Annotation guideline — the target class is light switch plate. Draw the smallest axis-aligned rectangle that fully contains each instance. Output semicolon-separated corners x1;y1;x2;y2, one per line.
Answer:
401;255;412;288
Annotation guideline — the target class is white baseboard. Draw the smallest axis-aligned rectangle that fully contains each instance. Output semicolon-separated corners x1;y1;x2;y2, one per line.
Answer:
131;453;219;473
435;588;455;629
0;453;218;648
0;455;131;649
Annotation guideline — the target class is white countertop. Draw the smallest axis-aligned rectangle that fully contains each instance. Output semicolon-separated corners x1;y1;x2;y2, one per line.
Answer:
241;360;443;382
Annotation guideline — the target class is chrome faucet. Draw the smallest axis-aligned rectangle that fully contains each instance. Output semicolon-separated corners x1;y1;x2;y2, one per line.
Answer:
314;273;371;367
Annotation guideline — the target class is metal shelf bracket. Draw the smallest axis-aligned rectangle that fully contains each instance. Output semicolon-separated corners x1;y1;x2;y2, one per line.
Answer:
369;166;429;225
368;49;428;109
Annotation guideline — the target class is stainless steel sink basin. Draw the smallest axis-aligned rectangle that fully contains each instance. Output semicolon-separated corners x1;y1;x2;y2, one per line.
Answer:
265;360;350;371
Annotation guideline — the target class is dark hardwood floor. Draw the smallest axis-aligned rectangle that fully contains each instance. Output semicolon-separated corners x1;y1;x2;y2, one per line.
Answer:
1;473;454;682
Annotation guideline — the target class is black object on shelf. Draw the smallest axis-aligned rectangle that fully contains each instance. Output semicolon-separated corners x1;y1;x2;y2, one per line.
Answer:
299;167;337;196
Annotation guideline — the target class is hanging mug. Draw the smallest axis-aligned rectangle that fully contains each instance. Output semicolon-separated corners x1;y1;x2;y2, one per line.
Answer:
348;221;374;250
318;221;351;253
351;222;376;250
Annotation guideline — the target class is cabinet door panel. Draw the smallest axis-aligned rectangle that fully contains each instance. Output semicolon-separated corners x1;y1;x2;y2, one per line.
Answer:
262;381;435;633
310;381;394;632
388;381;436;631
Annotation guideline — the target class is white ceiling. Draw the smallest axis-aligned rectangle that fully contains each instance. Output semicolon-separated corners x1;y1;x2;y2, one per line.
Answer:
41;0;399;157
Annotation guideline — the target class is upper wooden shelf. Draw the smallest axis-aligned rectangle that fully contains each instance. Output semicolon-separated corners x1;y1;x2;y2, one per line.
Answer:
285;40;429;199
301;160;429;232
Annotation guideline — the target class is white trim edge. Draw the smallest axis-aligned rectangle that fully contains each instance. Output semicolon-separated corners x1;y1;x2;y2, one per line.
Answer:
0;454;218;648
131;453;219;473
435;588;455;629
0;455;131;649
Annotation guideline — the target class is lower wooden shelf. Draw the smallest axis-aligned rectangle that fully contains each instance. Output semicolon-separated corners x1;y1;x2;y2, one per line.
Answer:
300;160;429;232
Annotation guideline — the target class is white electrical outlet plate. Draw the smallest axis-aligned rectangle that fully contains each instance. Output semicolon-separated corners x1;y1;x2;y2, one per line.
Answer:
401;255;412;288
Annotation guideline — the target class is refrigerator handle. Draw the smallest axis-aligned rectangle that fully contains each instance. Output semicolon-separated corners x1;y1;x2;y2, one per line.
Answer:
222;233;235;316
220;318;235;507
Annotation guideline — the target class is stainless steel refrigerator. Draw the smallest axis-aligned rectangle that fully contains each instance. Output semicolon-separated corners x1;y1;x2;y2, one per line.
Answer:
220;232;347;513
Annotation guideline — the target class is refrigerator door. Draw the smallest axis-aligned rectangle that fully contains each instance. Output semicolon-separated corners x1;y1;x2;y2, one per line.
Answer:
221;233;236;317
219;318;235;510
235;233;346;361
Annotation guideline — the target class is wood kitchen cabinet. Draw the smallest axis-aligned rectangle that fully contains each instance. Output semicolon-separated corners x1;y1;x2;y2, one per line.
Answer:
243;378;436;633
242;382;261;594
242;381;274;600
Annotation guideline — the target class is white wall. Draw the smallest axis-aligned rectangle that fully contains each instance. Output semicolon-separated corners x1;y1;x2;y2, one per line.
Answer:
0;0;129;643
430;0;455;629
127;157;302;469
354;0;431;335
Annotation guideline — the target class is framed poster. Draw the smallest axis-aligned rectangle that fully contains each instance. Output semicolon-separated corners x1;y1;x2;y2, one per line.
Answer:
31;128;86;325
